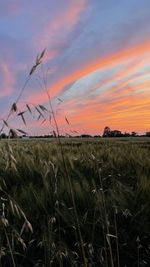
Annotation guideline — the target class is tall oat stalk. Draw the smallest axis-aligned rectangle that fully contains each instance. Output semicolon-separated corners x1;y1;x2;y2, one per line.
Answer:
40;66;88;266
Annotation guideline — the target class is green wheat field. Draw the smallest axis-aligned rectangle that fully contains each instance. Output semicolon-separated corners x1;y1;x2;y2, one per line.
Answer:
0;138;150;266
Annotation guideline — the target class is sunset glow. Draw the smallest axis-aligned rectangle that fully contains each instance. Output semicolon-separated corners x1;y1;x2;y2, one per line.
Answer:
0;0;150;135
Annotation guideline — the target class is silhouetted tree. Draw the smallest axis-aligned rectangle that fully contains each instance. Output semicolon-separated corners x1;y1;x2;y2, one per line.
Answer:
131;131;137;137
81;134;92;138
109;130;122;137
124;132;130;137
103;126;111;137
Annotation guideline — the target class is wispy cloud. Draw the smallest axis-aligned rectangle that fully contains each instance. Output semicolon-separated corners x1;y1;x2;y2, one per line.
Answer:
0;61;15;98
33;0;86;58
0;0;150;134
27;39;150;101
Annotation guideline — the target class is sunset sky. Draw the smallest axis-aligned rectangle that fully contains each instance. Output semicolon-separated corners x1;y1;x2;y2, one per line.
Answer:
0;0;150;135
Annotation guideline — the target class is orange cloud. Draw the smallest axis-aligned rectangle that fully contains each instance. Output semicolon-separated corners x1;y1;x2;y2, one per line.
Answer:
54;84;150;134
26;39;150;133
18;91;150;134
28;39;150;103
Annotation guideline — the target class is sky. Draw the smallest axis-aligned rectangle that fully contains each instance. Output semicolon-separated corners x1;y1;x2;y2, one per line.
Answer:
0;0;150;135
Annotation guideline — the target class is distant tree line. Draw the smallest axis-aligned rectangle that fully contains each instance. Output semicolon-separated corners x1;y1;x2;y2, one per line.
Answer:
102;126;146;137
0;127;150;139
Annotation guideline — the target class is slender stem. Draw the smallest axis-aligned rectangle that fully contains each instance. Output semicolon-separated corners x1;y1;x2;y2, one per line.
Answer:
41;66;88;267
114;209;120;267
97;164;114;267
0;75;31;135
3;226;16;267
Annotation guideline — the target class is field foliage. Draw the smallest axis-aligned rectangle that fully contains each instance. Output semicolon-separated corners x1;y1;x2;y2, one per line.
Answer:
0;138;150;266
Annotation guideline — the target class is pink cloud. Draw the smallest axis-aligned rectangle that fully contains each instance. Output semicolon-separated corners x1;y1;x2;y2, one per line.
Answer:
34;0;86;58
27;39;150;104
0;61;15;98
0;1;20;17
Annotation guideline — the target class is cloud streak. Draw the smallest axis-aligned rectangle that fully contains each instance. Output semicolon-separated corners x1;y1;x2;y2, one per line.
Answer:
0;61;15;98
0;0;150;134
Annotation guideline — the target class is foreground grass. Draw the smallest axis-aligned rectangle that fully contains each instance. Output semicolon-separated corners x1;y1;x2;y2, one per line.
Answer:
0;138;150;266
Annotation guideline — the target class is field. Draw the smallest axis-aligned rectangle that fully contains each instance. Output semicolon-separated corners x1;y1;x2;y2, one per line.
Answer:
0;138;150;266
